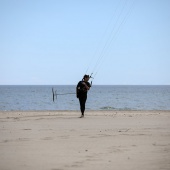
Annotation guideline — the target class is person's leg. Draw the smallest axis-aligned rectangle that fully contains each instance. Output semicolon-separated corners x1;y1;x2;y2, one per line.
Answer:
81;96;87;116
79;97;84;115
79;96;87;117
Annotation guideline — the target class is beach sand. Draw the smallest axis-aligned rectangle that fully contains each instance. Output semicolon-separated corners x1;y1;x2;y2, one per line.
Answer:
0;110;170;170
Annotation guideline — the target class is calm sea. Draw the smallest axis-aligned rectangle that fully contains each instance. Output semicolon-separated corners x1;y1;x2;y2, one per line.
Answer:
0;85;170;111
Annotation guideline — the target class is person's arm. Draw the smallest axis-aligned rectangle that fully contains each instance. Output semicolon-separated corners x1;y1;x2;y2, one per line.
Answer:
76;82;81;98
82;82;90;90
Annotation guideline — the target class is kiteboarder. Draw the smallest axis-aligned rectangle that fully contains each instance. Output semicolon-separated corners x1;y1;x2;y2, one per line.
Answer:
76;75;91;118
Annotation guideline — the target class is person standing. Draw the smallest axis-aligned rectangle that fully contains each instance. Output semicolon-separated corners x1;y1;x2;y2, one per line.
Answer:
76;75;91;118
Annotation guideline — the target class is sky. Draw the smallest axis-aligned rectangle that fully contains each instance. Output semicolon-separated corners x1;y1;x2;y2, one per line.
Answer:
0;0;170;85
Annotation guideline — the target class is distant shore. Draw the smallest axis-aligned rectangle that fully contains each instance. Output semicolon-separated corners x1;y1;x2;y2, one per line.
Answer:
1;110;170;170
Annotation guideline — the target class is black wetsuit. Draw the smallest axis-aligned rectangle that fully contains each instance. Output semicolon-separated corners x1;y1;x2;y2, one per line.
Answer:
76;81;91;116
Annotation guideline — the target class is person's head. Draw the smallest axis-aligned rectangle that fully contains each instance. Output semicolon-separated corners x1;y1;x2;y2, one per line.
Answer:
83;75;90;82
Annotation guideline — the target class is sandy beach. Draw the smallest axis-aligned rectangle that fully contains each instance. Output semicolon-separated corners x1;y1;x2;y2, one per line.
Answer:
0;110;170;170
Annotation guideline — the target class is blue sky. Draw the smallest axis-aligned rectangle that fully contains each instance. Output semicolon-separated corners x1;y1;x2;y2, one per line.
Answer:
0;0;170;85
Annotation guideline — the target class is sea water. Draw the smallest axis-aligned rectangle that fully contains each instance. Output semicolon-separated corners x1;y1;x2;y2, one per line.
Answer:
0;85;170;111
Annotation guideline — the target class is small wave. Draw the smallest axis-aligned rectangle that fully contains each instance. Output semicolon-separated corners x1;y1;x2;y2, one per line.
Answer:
100;106;134;111
100;106;115;110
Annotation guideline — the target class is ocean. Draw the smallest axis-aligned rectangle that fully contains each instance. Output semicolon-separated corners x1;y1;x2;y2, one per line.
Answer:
0;85;170;111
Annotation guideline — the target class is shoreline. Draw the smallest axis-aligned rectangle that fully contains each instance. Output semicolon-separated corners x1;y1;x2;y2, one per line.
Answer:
1;110;170;170
0;110;170;117
1;109;170;113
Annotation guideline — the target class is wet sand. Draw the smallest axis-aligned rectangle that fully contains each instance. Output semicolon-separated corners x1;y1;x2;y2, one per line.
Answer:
0;110;170;170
